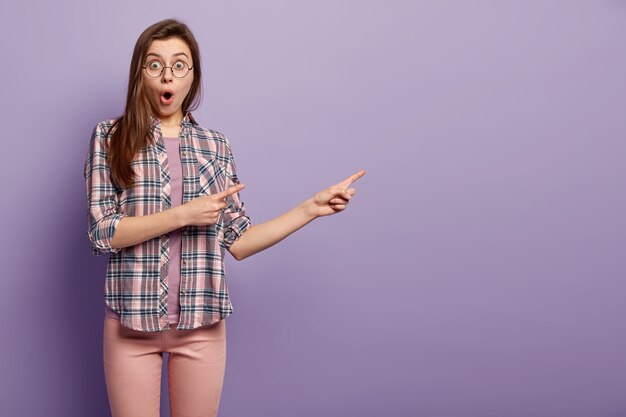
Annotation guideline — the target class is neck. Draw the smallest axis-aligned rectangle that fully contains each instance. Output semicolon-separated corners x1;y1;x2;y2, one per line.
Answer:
158;110;184;127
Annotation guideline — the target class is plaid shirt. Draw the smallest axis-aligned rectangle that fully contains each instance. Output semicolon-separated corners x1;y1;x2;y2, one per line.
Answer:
85;112;251;332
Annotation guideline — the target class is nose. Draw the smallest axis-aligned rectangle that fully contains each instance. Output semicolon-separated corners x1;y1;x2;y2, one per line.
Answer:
161;67;174;82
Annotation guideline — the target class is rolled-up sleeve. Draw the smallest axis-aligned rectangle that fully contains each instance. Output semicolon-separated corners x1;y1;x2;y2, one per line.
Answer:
221;142;251;248
84;123;125;256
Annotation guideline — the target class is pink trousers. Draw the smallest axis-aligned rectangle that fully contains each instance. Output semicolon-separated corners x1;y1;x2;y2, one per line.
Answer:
103;315;227;417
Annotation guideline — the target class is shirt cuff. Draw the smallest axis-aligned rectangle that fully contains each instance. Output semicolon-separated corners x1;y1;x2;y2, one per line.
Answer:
88;213;125;256
222;216;251;248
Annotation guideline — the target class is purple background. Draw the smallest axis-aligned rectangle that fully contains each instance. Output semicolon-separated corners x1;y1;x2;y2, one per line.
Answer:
2;1;626;416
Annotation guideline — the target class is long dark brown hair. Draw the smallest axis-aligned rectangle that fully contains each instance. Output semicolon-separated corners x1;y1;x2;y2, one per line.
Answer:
107;19;203;188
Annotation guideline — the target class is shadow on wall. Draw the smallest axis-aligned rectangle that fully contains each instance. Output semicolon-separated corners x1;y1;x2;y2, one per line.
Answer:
60;171;112;417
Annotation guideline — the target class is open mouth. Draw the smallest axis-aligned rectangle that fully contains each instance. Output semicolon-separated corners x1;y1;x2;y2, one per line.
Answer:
160;91;174;105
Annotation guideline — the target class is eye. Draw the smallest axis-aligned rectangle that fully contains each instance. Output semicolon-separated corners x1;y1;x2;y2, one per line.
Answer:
147;60;162;70
173;61;187;70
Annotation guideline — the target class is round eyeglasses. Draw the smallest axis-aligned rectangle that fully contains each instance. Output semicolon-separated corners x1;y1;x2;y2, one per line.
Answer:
142;60;193;78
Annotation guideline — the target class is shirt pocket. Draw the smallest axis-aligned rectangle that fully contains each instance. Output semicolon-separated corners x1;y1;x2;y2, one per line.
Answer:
195;156;229;246
196;156;228;197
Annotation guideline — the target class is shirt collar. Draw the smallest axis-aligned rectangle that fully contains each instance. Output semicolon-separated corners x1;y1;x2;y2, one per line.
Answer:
150;111;197;130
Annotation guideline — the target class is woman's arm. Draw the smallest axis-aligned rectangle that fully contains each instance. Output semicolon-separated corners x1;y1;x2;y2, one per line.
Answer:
110;184;245;249
228;170;365;261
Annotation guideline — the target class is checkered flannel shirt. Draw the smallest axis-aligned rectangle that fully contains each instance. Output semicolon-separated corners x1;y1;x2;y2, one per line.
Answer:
85;112;251;331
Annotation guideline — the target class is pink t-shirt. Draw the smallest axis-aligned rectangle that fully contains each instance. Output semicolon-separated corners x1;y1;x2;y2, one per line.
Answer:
105;136;184;327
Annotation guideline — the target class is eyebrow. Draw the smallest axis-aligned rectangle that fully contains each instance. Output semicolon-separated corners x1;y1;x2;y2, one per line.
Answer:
145;52;190;60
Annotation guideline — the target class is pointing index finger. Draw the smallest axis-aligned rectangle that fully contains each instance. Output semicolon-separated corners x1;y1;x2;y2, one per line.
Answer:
213;183;245;200
337;169;366;189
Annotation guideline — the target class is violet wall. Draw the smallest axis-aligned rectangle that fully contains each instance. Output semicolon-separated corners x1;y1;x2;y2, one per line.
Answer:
2;1;626;416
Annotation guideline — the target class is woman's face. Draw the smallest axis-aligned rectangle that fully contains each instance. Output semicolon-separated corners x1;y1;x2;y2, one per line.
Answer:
142;37;194;123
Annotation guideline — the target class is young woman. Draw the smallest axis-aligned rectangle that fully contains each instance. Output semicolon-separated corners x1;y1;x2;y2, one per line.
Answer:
85;18;364;417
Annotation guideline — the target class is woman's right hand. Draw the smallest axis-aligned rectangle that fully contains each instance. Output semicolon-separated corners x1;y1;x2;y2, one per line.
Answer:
181;184;245;226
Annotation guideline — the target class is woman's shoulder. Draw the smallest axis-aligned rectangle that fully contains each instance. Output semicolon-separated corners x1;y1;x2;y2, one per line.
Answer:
87;118;120;155
96;117;118;128
92;117;119;130
190;123;233;152
192;123;228;141
91;117;119;139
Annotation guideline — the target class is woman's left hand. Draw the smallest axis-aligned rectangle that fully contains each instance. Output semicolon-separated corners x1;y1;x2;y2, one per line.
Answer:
228;169;366;260
308;170;366;218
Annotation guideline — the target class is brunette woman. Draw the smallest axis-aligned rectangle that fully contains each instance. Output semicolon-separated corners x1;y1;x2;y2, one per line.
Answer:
85;18;364;417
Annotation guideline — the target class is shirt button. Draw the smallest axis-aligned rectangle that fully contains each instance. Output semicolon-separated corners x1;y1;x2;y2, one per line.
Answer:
182;257;187;265
181;289;186;294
